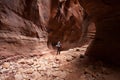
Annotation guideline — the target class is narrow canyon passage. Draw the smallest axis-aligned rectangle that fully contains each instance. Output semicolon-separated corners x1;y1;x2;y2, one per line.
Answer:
0;0;120;80
0;44;120;80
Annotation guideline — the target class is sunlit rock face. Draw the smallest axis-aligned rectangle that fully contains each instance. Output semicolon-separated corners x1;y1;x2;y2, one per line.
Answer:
79;0;120;65
0;0;50;57
0;0;94;58
48;0;90;49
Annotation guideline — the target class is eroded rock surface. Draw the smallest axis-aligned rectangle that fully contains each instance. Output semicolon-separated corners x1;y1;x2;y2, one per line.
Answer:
1;0;119;67
48;0;92;49
0;0;93;58
79;0;120;65
0;0;50;57
0;45;120;80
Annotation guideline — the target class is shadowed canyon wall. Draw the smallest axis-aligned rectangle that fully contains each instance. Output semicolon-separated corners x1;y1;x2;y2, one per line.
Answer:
0;0;90;57
79;0;120;65
4;0;120;66
48;0;92;49
0;0;50;57
0;0;96;58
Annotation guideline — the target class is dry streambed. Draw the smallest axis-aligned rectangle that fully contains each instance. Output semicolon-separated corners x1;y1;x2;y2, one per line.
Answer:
0;44;120;80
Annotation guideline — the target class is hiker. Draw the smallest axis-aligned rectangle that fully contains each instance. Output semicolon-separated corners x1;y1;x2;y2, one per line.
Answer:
56;41;62;55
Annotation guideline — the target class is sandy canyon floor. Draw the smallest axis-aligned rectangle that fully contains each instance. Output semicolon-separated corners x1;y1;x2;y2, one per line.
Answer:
0;44;120;80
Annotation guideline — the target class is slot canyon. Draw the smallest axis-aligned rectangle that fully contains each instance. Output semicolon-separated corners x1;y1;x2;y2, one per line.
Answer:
0;0;120;80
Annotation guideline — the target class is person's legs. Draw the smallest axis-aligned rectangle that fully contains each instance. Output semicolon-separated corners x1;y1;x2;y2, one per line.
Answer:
59;50;60;54
56;47;61;55
58;47;61;55
57;47;59;55
57;48;58;55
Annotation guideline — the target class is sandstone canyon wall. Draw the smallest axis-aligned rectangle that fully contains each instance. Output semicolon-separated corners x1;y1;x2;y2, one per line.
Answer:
48;0;92;49
0;0;50;57
0;0;90;58
79;0;120;65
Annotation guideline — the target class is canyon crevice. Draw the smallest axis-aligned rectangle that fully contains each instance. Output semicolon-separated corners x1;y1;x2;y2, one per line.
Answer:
0;0;120;65
0;0;91;58
79;0;120;65
48;0;94;50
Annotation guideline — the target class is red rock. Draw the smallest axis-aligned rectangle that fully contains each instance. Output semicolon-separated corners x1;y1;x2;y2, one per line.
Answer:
79;0;120;65
0;0;49;57
48;0;88;49
1;0;120;65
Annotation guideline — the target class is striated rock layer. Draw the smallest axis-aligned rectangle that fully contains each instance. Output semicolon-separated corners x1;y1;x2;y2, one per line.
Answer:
2;0;120;66
0;0;95;59
79;0;120;65
48;0;92;49
0;0;89;57
0;0;50;57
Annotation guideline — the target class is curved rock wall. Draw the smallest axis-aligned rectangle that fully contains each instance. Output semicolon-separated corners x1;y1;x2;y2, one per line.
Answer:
48;0;90;49
0;0;95;59
79;0;120;65
0;0;50;57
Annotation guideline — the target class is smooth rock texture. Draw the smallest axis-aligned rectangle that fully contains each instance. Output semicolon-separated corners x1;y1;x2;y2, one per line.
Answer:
48;0;91;49
0;0;49;57
0;0;119;66
0;0;92;58
79;0;120;65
